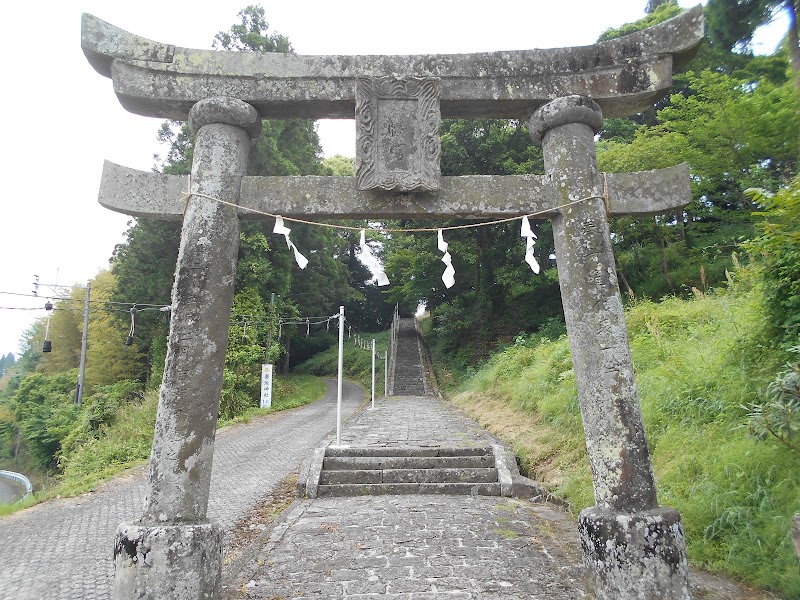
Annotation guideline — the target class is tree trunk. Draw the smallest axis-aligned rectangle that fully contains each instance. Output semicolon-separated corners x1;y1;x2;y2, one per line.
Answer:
655;232;677;294
282;335;291;374
615;255;635;298
675;211;686;241
787;1;800;91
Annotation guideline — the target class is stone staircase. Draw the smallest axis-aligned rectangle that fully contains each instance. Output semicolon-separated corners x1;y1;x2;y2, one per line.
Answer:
296;318;547;500
301;444;522;498
391;318;429;396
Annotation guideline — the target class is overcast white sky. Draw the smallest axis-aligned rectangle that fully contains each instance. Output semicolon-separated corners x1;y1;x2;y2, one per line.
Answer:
0;0;785;357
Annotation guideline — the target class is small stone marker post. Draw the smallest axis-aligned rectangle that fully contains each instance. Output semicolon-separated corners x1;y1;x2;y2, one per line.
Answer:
260;364;273;409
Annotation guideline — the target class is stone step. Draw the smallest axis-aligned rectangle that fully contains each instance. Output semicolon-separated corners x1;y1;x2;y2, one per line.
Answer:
323;455;494;471
317;447;499;497
326;446;492;458
297;444;539;500
317;482;502;497
391;317;431;396
320;467;498;485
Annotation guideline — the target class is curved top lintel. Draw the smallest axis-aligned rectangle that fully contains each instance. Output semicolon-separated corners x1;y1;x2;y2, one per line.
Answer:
81;6;703;120
81;13;175;77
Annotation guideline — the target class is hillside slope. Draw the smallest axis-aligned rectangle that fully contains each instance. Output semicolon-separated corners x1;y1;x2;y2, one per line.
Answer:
447;277;800;597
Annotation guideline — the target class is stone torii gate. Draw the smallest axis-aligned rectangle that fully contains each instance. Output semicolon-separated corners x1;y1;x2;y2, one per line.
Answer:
82;8;703;600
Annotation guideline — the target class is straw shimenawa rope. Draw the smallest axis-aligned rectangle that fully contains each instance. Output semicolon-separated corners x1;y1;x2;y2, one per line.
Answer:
179;185;610;234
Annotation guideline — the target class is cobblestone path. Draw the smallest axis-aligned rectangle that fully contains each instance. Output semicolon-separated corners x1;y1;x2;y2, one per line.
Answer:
0;379;363;600
238;495;585;600
338;395;497;449
230;395;779;600
229;395;585;599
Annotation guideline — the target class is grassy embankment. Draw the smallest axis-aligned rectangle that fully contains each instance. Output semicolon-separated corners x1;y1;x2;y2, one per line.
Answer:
294;330;390;396
0;374;325;517
444;278;800;597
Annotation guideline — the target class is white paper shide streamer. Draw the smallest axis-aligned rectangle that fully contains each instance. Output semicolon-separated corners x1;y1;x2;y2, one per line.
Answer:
358;230;390;286
520;216;540;274
273;216;309;269
438;230;456;288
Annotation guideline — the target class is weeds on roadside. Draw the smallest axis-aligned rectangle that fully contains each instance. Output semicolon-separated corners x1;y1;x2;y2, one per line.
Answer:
448;275;800;597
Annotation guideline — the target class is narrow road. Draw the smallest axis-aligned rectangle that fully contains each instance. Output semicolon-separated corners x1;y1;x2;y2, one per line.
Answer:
0;379;363;600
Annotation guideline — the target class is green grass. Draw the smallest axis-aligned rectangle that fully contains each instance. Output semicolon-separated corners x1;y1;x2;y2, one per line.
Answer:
294;330;390;395
449;281;800;598
218;374;326;427
0;374;328;517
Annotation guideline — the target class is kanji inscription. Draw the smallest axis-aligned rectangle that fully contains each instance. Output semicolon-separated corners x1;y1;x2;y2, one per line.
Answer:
355;77;441;192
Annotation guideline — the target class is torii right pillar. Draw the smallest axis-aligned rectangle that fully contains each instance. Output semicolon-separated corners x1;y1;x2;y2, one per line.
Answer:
530;95;690;599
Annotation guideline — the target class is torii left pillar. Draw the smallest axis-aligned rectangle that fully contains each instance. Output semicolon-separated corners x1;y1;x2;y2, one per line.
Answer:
112;97;261;599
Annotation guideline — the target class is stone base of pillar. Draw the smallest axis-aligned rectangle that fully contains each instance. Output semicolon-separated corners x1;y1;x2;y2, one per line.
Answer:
112;521;223;600
579;506;690;600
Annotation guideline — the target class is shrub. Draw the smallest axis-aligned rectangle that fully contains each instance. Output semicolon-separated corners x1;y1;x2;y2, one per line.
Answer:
746;347;800;453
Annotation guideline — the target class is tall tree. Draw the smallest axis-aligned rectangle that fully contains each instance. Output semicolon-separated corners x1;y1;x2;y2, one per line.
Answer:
0;354;15;379
110;219;180;383
83;271;145;387
590;1;800;299
646;0;670;13
598;67;799;297
35;288;84;376
706;0;800;86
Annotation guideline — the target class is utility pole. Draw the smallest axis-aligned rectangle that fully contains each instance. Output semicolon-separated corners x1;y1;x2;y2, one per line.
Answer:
335;305;344;446
75;282;90;406
371;338;376;409
260;292;277;409
266;292;276;362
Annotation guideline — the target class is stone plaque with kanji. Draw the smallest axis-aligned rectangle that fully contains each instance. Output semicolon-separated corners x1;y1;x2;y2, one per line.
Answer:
355;77;441;192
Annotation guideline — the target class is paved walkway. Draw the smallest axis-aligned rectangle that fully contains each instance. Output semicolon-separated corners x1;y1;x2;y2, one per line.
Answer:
226;395;780;600
226;395;586;599
236;494;583;600
0;379;363;600
338;394;493;450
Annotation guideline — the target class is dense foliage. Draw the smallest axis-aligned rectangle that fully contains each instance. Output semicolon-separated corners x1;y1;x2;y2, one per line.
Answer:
746;181;800;343
449;268;799;596
382;119;557;368
0;354;15;379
